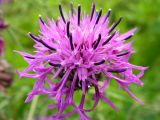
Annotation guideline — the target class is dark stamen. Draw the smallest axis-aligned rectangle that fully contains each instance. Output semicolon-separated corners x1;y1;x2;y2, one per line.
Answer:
80;51;83;57
66;21;70;38
108;68;126;73
93;34;101;49
39;15;45;25
28;33;56;51
109;17;122;33
78;5;81;26
124;34;133;40
58;4;66;23
117;51;129;57
92;41;96;47
94;60;105;65
56;20;59;26
24;56;35;59
28;32;40;42
103;9;111;23
49;62;61;67
90;3;95;21
95;8;102;25
69;33;74;50
40;40;56;51
102;31;116;46
70;3;74;16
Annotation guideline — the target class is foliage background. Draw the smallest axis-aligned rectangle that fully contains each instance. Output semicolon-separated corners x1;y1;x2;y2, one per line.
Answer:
0;0;160;120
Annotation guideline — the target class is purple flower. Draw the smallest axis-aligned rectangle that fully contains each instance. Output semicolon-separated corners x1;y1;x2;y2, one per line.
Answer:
17;3;147;120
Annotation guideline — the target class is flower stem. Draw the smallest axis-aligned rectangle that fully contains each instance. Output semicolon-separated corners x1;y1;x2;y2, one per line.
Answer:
27;96;39;120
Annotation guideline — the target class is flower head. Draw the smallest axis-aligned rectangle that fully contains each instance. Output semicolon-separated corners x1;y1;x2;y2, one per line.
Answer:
17;3;147;120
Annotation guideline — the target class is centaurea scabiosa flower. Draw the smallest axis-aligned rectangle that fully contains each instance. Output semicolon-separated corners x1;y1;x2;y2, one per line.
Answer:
17;3;147;120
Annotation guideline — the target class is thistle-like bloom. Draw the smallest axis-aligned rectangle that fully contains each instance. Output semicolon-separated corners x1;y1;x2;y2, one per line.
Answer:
17;3;147;120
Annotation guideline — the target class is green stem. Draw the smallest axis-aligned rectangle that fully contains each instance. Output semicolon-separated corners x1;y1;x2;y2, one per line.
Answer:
27;96;39;120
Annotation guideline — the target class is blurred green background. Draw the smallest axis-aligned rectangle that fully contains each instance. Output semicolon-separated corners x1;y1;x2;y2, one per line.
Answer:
0;0;160;120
